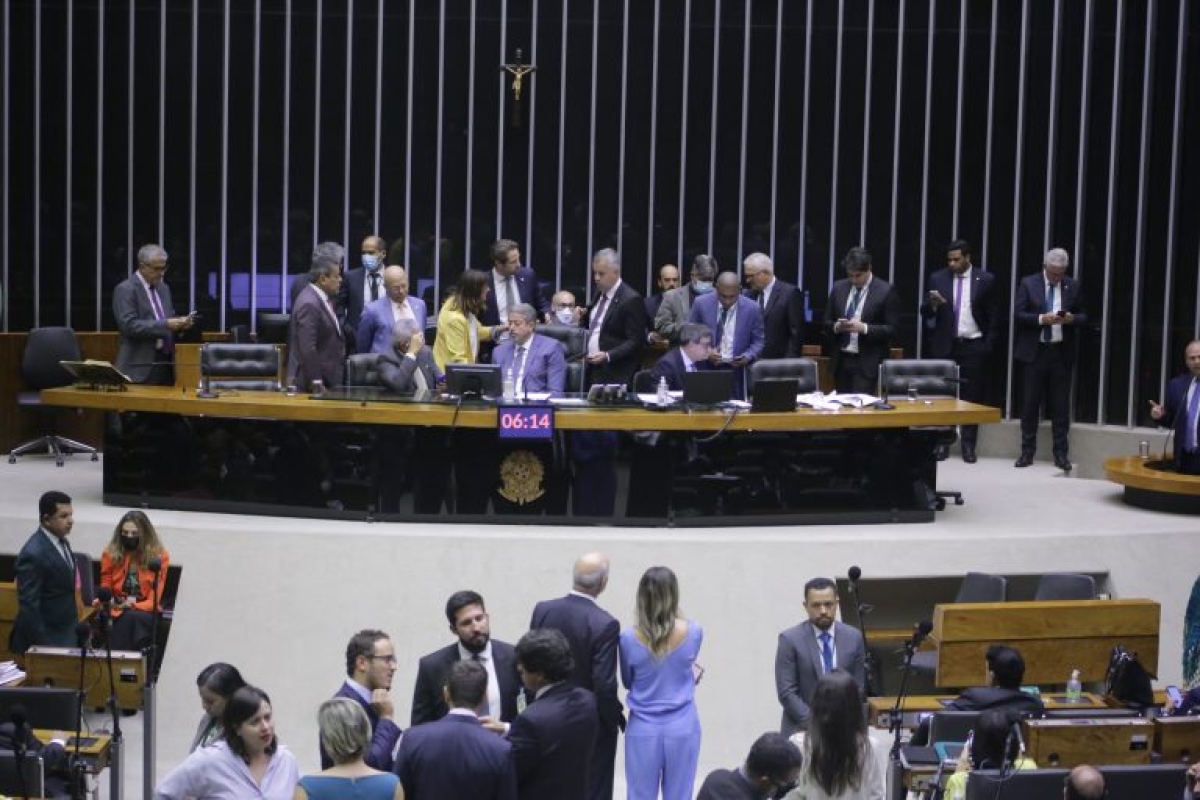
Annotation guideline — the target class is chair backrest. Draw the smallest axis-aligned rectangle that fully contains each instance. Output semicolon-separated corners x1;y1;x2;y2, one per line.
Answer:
749;358;819;394
1099;763;1187;797
565;361;583;393
201;343;282;391
632;370;657;394
538;323;587;361
229;324;252;343
928;710;981;745
345;353;384;388
72;551;96;606
0;751;44;798
878;359;959;398
957;572;1008;603
424;322;437;347
21;327;83;390
255;311;291;344
1034;572;1096;601
966;769;1070;800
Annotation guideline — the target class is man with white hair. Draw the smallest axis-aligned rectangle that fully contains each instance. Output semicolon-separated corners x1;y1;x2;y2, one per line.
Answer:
743;252;805;359
1013;248;1087;471
113;243;197;384
582;248;647;387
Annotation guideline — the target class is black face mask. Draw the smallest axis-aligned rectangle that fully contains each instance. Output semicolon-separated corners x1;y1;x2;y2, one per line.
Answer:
770;779;798;799
121;537;140;551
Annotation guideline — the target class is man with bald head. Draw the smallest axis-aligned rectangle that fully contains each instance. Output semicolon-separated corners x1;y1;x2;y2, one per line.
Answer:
688;271;765;399
1149;339;1200;475
1063;765;1105;799
342;234;390;350
356;265;429;354
529;552;623;800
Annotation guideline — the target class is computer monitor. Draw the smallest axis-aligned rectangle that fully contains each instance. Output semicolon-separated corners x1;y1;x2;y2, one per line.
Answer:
445;363;502;398
0;686;79;730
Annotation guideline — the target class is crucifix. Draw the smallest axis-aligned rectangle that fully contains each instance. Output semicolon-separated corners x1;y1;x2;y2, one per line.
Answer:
500;48;536;129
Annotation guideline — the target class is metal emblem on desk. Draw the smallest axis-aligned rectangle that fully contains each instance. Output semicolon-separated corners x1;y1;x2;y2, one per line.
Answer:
498;450;545;505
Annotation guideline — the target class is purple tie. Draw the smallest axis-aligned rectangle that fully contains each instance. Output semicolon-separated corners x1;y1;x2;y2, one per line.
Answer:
591;294;609;331
1186;379;1200;453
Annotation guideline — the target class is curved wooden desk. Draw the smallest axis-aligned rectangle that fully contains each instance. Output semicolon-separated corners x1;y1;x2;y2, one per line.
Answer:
1104;455;1200;514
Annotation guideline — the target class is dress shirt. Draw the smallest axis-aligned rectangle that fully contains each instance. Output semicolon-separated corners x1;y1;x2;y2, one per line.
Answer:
343;677;373;705
810;622;838;674
718;304;738;359
954;267;982;339
760;277;776;310
459;640;502;720
493;268;516;324
681;351;699;373
587;280;622;357
136;272;168;349
308;284;341;331
154;740;299;800
41;528;74;568
1043;275;1063;343
842;278;872;354
365;269;383;303
392;298;416;325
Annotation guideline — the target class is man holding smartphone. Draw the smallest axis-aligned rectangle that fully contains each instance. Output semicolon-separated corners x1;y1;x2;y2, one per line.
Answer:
113;243;196;385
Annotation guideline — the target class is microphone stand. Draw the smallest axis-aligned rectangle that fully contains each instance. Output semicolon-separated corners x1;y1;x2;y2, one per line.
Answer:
99;602;125;800
848;581;878;697
71;624;90;800
889;627;924;759
143;559;163;799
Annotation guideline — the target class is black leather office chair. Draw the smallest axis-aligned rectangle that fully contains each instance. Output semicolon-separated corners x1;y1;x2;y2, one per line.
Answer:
255;311;291;345
632;370;657;394
539;323;587;392
8;327;99;466
72;551;96;606
346;353;384;388
1034;572;1096;600
878;358;962;510
911;572;1007;672
200;343;282;391
749;357;819;394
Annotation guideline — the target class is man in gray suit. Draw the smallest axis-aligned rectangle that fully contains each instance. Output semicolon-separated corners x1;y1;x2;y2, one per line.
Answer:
774;576;867;735
113;244;196;384
378;319;438;399
654;254;718;345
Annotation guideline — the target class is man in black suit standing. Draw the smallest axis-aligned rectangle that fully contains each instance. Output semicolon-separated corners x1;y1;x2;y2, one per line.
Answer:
582;248;647;388
341;235;389;351
1013;247;1087;471
394;660;517;800
529;552;623;800
112;243;197;385
824;246;900;394
482;239;550;328
10;491;79;653
288;255;345;391
411;590;522;729
509;629;598;800
919;240;1000;463
743;252;804;359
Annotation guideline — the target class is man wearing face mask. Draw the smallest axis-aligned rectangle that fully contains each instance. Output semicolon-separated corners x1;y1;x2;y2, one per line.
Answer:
546;290;583;327
342;235;390;352
655;254;718;345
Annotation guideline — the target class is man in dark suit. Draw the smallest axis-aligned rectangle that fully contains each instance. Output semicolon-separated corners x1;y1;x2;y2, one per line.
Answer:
290;241;345;308
582;248;647;387
529;553;623;800
321;629;402;771
645;263;680;339
112;243;196;385
340;235;389;351
482;239;550;327
395;660;517;800
919;240;1000;462
492;303;568;396
824;246;900;394
288;255;345;391
378;320;438;399
688;272;765;399
1149;339;1200;475
1013;248;1087;470
10;491;79;653
774;576;867;735
412;590;522;728
509;628;598;800
696;732;802;800
743;252;804;359
648;323;714;391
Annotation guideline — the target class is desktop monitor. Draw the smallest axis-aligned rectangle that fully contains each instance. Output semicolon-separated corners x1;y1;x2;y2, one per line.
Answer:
445;363;503;398
682;370;733;406
0;686;79;730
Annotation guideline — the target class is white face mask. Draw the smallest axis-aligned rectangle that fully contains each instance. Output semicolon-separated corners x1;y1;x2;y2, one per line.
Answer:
554;308;575;325
692;280;714;294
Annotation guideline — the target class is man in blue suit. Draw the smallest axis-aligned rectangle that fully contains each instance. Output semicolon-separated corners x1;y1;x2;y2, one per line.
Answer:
356;265;428;355
112;243;197;385
482;239;550;327
492;303;567;396
1150;339;1200;475
529;553;623;800
919;240;1000;463
1013;248;1087;470
395;660;517;800
509;629;598;800
10;491;79;653
649;322;714;391
321;629;403;771
688;272;765;399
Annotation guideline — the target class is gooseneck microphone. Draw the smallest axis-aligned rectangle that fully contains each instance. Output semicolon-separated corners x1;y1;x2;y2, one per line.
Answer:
846;565;877;697
907;620;934;651
848;565;861;593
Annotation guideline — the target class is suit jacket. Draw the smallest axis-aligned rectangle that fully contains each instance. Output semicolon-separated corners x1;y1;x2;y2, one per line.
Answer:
648;347;712;392
411;641;521;726
1159;373;1199;465
356;296;429;355
948;686;1046;718
654;285;698;343
492;334;567;396
377;347;439;398
774;620;867;735
508;683;598;800
112;274;177;383
1013;272;1087;364
824;276;901;382
529;594;623;733
320;681;403;771
395;711;517;800
920;267;1000;357
696;768;761;800
583;282;647;386
750;279;805;359
432;301;495;373
288;284;345;389
688;293;765;399
10;530;78;654
341;266;386;343
482;267;550;325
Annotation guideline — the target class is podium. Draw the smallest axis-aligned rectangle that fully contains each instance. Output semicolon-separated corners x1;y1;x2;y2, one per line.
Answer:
23;646;145;710
1022;717;1154;767
928;599;1160;687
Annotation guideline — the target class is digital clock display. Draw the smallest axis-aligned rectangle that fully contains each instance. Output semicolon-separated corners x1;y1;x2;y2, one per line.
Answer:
496;405;555;440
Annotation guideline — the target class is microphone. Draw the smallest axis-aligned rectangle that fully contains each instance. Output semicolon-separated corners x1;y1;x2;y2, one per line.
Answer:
75;621;92;649
96;586;114;613
907;620;934;650
147;556;162;573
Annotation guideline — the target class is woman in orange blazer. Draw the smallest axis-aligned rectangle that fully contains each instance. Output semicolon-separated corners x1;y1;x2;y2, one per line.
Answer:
100;510;169;651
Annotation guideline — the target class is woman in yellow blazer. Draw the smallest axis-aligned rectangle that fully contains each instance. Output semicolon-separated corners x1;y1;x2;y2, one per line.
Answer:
100;509;169;651
432;269;503;372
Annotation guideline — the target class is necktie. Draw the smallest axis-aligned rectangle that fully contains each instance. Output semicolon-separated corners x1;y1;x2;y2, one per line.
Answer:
471;653;491;717
59;538;80;590
591;294;609;331
717;306;730;345
505;277;518;319
846;287;862;318
819;632;834;673
149;285;174;356
1043;284;1056;342
369;272;380;302
758;291;766;310
1186;379;1200;453
953;275;964;333
514;345;528;393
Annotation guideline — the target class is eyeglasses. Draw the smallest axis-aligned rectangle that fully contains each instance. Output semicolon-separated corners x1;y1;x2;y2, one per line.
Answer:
366;655;397;665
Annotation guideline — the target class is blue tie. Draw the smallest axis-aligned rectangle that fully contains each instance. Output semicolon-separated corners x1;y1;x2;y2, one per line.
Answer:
819;632;833;673
1185;379;1200;453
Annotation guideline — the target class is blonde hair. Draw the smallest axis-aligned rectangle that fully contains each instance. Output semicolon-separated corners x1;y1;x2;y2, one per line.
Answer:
318;697;371;764
635;566;680;657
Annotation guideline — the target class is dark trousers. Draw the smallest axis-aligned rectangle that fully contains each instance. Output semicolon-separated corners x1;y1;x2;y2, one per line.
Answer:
951;338;991;447
590;722;619;800
109;609;155;651
1020;343;1072;455
834;353;875;394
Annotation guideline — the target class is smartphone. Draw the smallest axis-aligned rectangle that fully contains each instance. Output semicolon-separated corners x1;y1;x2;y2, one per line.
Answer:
1167;685;1184;707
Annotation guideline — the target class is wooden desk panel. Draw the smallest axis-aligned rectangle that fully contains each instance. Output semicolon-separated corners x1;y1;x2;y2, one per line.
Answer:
1155;717;1200;763
868;692;1111;729
1023;717;1154;767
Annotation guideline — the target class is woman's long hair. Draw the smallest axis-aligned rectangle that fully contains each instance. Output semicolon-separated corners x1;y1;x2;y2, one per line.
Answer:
804;670;868;796
447;270;489;318
635;566;680;657
104;510;166;562
222;685;278;760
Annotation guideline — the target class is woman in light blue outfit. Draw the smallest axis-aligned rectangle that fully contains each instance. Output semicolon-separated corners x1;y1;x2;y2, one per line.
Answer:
295;698;401;800
619;565;703;800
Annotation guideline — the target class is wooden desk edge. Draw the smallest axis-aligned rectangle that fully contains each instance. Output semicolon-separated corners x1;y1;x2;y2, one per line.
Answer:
1104;455;1200;496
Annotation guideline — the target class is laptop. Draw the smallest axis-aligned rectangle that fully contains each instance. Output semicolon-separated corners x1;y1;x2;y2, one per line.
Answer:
682;370;734;406
750;378;799;412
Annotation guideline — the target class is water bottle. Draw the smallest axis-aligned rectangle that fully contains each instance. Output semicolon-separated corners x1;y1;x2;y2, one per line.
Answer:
502;366;516;400
656;376;670;406
1066;668;1082;702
